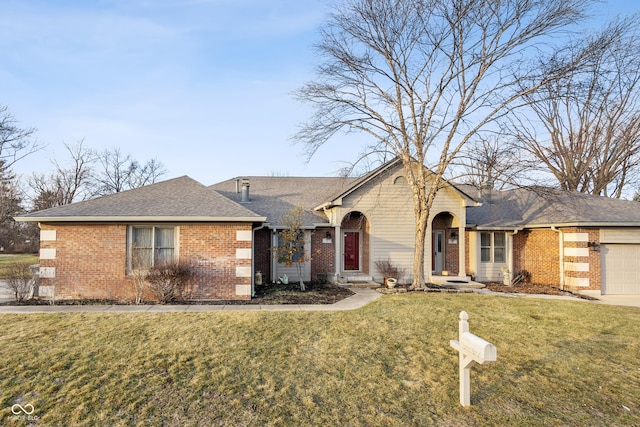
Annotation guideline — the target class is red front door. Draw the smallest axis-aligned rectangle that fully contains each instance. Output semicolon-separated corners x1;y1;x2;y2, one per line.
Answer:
344;231;360;270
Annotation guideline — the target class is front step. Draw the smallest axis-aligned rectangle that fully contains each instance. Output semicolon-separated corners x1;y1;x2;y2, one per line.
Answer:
343;273;374;283
429;275;471;285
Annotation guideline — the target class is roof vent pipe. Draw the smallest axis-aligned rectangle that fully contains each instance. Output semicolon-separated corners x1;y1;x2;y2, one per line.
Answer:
480;180;494;204
241;178;250;203
235;178;241;193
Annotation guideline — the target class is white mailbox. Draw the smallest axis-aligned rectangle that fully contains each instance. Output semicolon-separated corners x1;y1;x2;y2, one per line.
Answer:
450;311;497;406
460;332;497;364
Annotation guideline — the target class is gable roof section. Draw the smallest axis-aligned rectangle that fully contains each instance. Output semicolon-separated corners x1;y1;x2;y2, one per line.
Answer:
16;176;266;222
466;187;640;229
210;176;357;228
316;157;479;209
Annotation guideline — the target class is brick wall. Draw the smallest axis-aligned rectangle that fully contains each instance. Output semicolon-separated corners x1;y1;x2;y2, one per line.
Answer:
38;222;253;301
561;227;601;292
253;227;271;283
39;223;129;300
310;227;336;281
465;231;471;277
513;229;560;285
180;223;252;300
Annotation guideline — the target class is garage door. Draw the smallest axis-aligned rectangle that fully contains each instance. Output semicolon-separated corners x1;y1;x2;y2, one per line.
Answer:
602;244;640;295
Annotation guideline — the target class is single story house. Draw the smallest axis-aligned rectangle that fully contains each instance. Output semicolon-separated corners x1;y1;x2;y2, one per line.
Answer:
16;157;640;300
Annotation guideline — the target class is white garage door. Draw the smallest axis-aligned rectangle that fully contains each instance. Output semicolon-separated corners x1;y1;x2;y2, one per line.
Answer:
602;244;640;295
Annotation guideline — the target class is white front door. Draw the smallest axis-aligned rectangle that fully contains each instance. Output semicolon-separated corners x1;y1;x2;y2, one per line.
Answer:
433;231;444;274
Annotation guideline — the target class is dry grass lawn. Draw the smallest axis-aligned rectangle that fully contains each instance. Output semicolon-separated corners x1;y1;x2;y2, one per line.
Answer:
1;293;639;426
0;254;39;279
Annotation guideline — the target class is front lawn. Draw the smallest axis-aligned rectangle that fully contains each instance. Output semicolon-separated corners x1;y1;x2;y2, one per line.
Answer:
0;254;38;279
1;293;639;426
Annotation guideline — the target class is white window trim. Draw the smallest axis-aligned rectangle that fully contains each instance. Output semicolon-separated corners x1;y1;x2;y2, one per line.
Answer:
480;231;506;264
127;225;180;273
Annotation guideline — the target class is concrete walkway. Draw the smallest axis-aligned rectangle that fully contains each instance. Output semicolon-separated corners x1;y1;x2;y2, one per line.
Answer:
0;287;384;314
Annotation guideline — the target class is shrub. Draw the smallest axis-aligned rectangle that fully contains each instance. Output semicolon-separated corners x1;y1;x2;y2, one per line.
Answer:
146;259;194;304
374;258;405;282
6;261;37;302
129;268;148;305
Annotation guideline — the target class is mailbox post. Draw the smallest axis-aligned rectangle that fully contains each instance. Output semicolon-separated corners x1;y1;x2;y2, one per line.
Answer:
450;311;497;407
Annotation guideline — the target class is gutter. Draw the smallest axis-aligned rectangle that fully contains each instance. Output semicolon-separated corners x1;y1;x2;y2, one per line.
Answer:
14;216;268;223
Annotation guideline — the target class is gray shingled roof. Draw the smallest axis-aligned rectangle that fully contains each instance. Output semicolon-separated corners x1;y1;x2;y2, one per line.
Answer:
466;186;640;228
17;176;265;222
210;176;358;227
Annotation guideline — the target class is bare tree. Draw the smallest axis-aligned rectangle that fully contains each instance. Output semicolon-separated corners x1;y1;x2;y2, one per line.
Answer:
452;135;532;190
275;207;310;291
0;105;39;168
29;140;95;209
29;143;167;208
128;157;167;189
295;0;595;288
5;260;36;302
92;148;166;196
509;16;640;198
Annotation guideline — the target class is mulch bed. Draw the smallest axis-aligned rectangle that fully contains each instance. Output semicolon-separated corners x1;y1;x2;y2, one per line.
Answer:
0;282;355;306
485;282;599;300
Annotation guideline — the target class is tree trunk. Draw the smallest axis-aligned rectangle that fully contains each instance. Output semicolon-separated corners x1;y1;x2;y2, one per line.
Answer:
410;207;429;290
407;158;430;290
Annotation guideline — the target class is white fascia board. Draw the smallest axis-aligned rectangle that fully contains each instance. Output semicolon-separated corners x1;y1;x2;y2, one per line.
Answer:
313;199;343;211
525;222;640;229
270;225;317;230
14;216;267;223
471;222;640;230
470;226;520;231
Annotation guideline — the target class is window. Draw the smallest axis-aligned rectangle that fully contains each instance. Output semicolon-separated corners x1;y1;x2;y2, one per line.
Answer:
480;232;492;262
129;226;176;270
480;231;506;263
276;230;305;264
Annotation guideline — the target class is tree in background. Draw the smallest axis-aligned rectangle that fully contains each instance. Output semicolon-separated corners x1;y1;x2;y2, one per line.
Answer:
92;147;167;196
0;161;28;252
0;106;39;252
0;105;38;168
452;136;531;191
29;141;167;209
295;0;595;288
509;16;640;198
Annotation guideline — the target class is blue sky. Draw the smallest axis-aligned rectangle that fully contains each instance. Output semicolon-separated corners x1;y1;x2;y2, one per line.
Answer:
0;0;636;186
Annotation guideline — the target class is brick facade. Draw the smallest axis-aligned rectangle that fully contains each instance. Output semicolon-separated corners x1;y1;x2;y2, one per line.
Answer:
512;229;560;285
560;227;601;292
253;227;272;283
38;222;253;301
310;227;336;281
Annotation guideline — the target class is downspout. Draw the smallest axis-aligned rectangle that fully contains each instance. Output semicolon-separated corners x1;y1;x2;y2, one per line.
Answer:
508;228;522;285
551;226;565;290
251;222;268;298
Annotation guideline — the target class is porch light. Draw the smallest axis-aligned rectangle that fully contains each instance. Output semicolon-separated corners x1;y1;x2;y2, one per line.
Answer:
588;241;600;252
326;231;332;239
